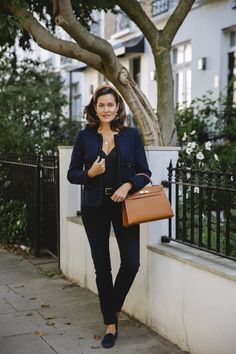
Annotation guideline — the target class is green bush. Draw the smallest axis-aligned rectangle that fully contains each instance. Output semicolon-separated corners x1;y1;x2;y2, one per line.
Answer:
0;52;80;155
0;171;28;246
175;88;236;168
0;199;28;246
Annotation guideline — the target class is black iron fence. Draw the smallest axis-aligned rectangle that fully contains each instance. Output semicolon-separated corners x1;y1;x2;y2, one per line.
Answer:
162;161;236;261
0;154;59;257
41;155;60;257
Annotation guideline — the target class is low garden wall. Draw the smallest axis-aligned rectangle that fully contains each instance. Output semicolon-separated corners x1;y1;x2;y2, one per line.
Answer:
59;146;236;354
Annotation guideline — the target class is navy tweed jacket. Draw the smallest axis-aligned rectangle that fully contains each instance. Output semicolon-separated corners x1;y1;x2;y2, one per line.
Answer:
67;126;151;207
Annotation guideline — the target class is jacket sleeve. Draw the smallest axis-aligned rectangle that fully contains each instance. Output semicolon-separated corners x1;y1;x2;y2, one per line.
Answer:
67;130;94;187
126;129;152;192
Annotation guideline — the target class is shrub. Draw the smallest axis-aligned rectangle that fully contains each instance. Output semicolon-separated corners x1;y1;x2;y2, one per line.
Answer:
0;170;28;246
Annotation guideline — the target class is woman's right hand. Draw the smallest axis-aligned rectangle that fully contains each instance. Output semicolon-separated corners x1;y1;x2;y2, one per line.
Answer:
87;156;105;178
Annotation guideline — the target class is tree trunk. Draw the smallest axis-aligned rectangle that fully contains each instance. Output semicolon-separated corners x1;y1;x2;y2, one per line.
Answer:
155;46;177;146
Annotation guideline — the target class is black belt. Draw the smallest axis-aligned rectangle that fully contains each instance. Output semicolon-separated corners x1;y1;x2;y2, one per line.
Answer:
104;187;115;196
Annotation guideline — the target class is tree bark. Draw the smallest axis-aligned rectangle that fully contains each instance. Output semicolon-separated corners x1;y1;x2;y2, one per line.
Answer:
154;44;176;145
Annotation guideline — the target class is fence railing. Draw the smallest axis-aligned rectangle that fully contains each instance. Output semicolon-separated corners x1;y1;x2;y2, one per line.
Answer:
0;154;59;257
162;161;236;261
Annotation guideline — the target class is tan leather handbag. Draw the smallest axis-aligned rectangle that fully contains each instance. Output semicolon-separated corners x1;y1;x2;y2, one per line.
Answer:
122;175;174;227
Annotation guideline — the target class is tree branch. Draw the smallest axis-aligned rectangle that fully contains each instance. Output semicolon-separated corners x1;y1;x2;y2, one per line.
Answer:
8;2;103;73
54;0;117;71
163;0;195;43
116;0;160;48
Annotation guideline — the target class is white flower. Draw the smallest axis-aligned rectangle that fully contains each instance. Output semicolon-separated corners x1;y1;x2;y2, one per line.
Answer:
214;154;219;161
182;132;187;141
194;187;199;193
186;147;193;155
196;151;204;160
205;141;212;150
190;130;196;135
187;142;196;149
186;173;191;179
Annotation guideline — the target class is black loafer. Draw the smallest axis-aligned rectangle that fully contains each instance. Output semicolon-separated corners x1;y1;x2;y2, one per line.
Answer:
101;332;117;349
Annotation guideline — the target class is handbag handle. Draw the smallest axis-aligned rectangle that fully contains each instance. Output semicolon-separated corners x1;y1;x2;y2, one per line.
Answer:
135;173;153;185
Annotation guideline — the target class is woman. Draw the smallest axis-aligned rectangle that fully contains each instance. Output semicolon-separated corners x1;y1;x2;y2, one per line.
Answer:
67;83;151;349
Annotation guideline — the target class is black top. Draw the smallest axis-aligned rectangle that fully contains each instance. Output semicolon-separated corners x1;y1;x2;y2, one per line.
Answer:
100;147;118;188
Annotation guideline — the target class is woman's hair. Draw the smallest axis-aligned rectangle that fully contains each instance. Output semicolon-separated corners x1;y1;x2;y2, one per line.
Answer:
84;84;127;131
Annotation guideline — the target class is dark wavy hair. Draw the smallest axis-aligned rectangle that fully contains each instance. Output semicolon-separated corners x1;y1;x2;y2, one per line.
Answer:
84;85;127;131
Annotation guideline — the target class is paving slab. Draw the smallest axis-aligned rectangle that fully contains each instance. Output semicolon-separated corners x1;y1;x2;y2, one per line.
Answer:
0;333;56;354
0;247;188;354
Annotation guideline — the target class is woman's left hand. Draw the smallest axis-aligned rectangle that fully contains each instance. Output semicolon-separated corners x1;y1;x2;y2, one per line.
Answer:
111;182;132;203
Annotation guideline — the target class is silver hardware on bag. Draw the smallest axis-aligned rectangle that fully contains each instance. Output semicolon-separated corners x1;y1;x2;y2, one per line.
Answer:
139;190;150;194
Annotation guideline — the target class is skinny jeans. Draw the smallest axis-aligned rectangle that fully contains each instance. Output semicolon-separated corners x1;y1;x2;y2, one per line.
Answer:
81;195;140;325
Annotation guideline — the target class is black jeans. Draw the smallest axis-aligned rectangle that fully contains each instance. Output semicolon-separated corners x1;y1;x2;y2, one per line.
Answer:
81;195;140;325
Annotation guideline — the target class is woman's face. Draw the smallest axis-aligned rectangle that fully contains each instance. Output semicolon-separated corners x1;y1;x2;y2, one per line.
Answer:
95;94;119;125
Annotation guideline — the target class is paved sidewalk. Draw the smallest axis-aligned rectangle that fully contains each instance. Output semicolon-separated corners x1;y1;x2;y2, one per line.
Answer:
0;247;188;354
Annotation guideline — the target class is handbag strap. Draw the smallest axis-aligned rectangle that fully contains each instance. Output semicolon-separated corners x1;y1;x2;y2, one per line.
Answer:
135;173;153;185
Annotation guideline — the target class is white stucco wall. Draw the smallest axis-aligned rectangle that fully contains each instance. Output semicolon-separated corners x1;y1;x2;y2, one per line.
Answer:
148;243;236;354
59;146;236;354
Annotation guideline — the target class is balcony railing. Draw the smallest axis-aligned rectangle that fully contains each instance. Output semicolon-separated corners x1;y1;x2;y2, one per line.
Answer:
152;0;177;17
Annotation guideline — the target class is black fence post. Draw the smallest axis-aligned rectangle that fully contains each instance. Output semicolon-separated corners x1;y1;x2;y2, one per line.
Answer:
35;154;41;256
55;155;60;266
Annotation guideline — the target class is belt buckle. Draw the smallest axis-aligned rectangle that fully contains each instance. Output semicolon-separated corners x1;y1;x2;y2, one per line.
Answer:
104;187;113;195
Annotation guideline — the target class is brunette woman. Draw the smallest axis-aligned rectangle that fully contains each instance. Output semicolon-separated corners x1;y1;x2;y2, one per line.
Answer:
67;83;151;348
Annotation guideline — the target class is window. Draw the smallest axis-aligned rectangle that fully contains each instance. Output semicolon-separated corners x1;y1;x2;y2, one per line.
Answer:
228;30;236;104
90;11;101;36
173;43;192;107
71;82;82;120
152;0;178;17
69;72;83;122
114;9;137;35
116;10;130;32
230;31;236;47
130;57;141;87
173;43;192;65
